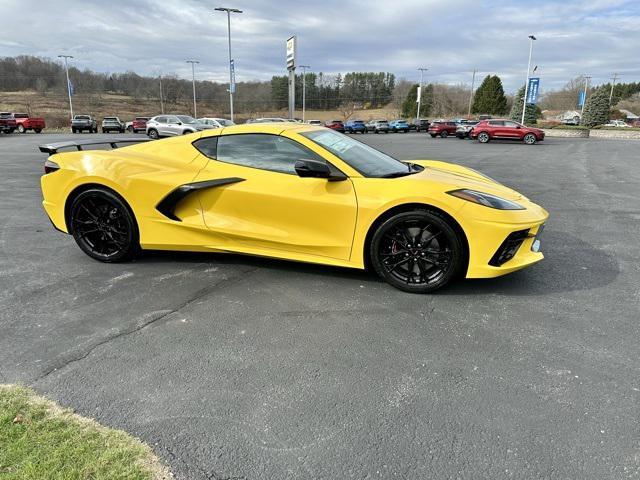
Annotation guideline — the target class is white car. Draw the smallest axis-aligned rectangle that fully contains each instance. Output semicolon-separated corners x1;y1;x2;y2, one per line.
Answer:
146;115;213;139
197;117;235;129
306;119;323;126
604;120;630;128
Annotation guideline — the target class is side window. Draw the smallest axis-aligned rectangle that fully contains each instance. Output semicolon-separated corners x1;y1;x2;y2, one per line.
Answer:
489;120;504;126
504;121;519;128
193;136;218;158
214;134;326;175
156;116;167;124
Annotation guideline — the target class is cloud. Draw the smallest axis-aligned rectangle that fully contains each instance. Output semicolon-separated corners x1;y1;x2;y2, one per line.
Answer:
1;0;639;92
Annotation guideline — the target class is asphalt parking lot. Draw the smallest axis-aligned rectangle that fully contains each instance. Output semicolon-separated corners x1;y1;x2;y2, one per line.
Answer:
1;132;639;479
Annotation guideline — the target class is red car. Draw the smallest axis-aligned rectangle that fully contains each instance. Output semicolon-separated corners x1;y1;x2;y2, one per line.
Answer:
471;119;545;145
128;116;149;133
13;113;45;133
428;121;458;138
325;120;345;133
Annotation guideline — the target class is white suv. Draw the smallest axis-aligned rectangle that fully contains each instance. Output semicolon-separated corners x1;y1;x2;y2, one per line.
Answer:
146;115;212;139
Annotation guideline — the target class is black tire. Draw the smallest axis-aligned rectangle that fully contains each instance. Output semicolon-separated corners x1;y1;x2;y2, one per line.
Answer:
477;132;490;143
127;125;134;133
69;188;139;263
35;128;42;133
457;133;465;139
72;128;77;134
523;133;537;145
17;124;25;134
102;129;106;133
370;210;464;293
148;129;159;139
440;130;448;138
430;134;436;138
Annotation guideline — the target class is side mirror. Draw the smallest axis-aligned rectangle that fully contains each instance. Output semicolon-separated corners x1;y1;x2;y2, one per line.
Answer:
176;121;182;125
516;125;522;129
294;159;346;182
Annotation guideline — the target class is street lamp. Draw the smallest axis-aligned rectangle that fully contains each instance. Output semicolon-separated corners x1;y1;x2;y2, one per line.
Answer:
215;7;243;122
299;65;310;122
186;60;200;118
521;35;536;125
58;54;74;121
417;67;428;122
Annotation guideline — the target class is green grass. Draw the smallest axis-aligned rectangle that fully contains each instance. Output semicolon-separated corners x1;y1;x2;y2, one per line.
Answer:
0;385;171;480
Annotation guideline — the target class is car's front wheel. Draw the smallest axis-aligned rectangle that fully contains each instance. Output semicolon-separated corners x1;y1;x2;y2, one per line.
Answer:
17;124;25;133
70;188;139;263
148;129;159;139
523;133;537;145
477;132;490;143
440;130;448;138
370;210;464;293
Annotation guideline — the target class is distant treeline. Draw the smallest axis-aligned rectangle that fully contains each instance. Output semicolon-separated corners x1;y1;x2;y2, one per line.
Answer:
0;55;394;113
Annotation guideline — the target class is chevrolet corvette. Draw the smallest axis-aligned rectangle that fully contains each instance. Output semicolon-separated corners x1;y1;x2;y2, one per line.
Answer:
39;124;548;293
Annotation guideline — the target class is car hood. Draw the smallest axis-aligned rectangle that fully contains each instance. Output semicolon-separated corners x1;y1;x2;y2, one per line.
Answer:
405;160;527;201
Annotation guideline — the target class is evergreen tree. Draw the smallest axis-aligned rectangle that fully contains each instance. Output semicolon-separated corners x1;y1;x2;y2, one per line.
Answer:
581;87;611;126
510;85;541;125
471;75;508;115
401;83;433;118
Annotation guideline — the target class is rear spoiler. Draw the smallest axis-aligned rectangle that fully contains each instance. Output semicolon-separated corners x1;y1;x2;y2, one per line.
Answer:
38;137;150;155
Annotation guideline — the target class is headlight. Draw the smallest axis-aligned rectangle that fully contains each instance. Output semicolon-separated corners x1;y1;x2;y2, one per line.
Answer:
447;189;525;210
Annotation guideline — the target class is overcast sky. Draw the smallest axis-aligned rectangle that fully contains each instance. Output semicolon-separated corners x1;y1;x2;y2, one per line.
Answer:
2;0;639;93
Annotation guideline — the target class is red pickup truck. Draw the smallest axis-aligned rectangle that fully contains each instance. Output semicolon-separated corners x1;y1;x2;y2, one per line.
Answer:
0;112;17;134
13;113;45;133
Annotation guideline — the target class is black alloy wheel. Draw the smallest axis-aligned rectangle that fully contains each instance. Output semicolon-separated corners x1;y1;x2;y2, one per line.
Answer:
70;189;139;262
370;210;464;293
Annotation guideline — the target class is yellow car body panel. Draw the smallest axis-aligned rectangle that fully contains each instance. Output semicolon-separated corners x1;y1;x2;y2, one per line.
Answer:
41;123;548;278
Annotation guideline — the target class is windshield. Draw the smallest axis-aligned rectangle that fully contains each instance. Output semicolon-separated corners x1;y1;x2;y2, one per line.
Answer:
301;129;414;178
217;119;234;126
75;116;90;120
177;115;197;124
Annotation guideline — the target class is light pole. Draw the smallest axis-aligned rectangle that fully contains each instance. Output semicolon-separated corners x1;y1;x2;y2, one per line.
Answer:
521;35;536;125
609;72;619;105
159;74;164;114
186;60;200;117
215;7;242;122
581;75;591;116
416;68;428;122
299;65;310;122
58;55;74;121
467;68;477;117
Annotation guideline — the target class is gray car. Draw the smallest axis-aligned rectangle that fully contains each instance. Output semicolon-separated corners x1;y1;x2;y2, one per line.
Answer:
146;115;212;139
102;116;125;133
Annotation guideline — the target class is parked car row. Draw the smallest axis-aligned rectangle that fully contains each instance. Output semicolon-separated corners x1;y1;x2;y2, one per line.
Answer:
0;112;45;134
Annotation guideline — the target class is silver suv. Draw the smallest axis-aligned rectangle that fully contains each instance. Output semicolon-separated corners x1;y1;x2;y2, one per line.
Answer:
146;115;212;139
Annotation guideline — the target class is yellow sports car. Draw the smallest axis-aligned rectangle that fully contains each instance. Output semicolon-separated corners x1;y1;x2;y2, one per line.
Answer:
40;123;548;293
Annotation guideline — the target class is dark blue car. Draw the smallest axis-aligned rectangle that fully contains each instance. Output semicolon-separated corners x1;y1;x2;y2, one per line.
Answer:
344;120;367;134
389;119;410;133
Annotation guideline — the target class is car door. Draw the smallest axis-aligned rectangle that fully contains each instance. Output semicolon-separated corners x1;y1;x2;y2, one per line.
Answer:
165;116;182;136
191;132;358;261
503;121;522;138
488;120;506;138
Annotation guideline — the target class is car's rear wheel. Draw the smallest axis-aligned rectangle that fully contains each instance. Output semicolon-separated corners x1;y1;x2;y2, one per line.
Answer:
148;129;159;139
523;133;537;145
477;132;490;143
440;130;448;138
70;188;139;263
17;124;25;133
370;210;464;293
35;128;42;133
127;126;134;133
71;128;77;134
430;134;436;138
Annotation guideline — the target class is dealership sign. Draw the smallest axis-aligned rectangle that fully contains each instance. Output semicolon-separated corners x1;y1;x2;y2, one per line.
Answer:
526;77;540;104
286;36;296;70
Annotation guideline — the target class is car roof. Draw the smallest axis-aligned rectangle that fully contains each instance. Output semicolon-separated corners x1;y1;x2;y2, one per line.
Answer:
200;122;324;137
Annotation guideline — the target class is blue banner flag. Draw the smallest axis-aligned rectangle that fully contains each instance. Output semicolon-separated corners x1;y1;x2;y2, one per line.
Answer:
578;90;586;107
229;59;236;93
526;77;540;104
68;79;75;96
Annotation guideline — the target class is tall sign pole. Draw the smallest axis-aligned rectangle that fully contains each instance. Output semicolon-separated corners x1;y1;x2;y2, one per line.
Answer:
215;7;243;121
286;36;297;119
186;60;200;117
58;55;74;121
521;35;536;125
299;65;310;122
159;74;164;114
417;67;428;121
609;72;619;105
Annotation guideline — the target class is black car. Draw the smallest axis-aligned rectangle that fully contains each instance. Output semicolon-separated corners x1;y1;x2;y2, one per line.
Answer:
410;118;430;132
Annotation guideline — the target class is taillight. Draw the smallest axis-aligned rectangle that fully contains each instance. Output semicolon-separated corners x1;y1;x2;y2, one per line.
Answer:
44;159;60;174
